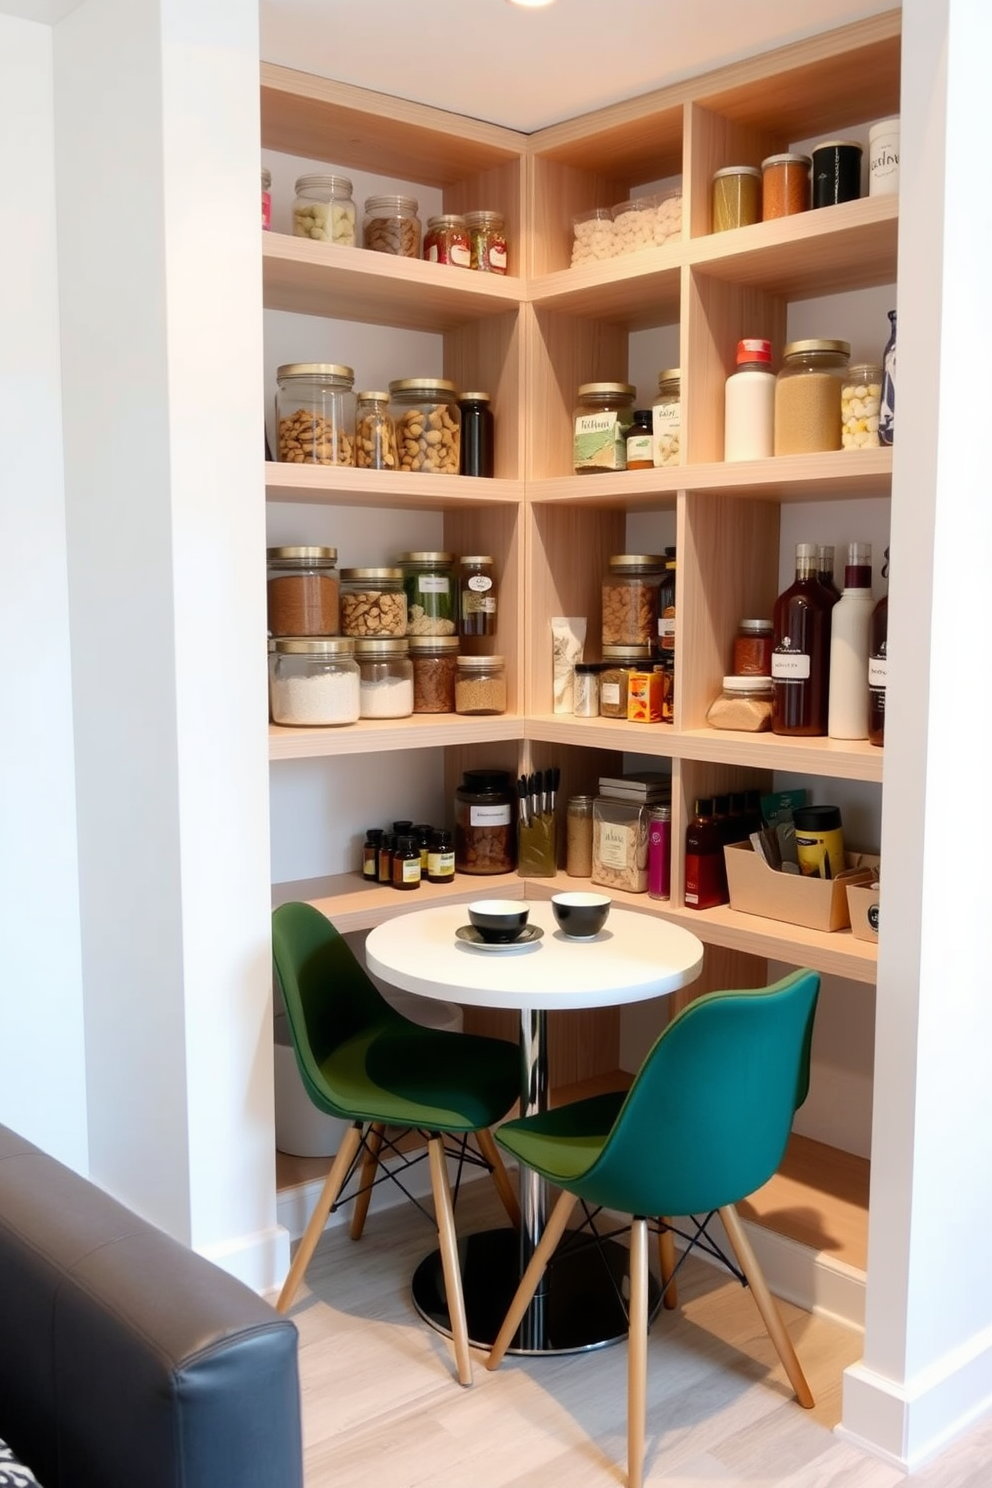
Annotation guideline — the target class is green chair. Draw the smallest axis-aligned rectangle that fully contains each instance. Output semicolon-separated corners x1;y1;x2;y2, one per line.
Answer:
486;968;820;1487
272;901;521;1385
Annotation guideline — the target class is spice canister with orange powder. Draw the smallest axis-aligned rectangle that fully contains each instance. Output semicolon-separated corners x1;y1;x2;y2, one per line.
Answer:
761;153;811;220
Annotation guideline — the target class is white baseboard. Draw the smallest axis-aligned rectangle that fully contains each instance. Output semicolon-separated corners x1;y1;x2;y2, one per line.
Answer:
200;1221;292;1296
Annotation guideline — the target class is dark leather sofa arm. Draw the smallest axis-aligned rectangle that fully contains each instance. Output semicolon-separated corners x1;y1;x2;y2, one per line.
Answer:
0;1123;303;1488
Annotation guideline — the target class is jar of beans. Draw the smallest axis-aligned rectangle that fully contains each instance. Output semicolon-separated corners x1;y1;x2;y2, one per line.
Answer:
454;655;507;715
267;546;340;637
363;194;421;257
423;214;471;267
339;567;408;638
276;363;356;466
389;378;461;475
774;339;850;455
601;554;664;647
409;635;459;713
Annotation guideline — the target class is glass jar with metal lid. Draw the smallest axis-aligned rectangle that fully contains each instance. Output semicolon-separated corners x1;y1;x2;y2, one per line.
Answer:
409;634;460;713
459;555;498;637
773;339;850;455
652;369;681;466
464;210;508;273
598;643;653;718
389;378;461;475
268;637;360;727
354;637;414;719
267;546;339;637
354;391;397;470
454;768;516;874
363;194;421;257
454;655;507;715
292;174;356;245
601;554;664;647
711;166;761;232
275;363;356;466
397;551;457;635
339;567;407;637
423;214;471;267
573;382;636;473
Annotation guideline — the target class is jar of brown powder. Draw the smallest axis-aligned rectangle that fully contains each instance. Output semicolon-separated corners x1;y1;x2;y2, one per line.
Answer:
267;546;339;636
454;654;506;715
409;635;459;713
774;339;850;455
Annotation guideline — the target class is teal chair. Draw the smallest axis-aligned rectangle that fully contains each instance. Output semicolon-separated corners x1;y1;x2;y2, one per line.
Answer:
272;902;521;1385
486;968;820;1487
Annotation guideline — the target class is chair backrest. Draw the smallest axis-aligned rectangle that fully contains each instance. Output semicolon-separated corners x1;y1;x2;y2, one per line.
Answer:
271;902;404;1116
572;969;820;1217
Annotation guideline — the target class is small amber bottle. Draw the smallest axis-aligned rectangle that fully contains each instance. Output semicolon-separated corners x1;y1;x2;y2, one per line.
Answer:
625;410;654;470
378;833;394;884
427;828;455;884
391;835;422;890
363;828;383;880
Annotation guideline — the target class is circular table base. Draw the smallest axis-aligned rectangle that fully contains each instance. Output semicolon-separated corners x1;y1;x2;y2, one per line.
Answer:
412;1226;661;1355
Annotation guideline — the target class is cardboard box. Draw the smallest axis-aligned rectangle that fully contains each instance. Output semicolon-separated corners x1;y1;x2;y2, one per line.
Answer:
846;879;881;941
724;841;880;933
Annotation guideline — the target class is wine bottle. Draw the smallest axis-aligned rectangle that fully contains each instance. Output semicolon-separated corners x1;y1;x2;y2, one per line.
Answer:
771;542;834;736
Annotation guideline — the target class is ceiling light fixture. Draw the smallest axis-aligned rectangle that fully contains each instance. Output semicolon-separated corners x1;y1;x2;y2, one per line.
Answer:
505;0;557;9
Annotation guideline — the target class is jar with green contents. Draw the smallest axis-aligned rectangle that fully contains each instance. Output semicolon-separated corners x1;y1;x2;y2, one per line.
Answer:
398;551;457;635
573;382;636;473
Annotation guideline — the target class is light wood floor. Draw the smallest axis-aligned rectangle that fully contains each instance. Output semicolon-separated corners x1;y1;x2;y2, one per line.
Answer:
284;1179;992;1488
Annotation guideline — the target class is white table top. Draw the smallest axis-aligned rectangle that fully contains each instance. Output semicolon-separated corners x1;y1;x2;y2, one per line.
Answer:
365;902;704;1012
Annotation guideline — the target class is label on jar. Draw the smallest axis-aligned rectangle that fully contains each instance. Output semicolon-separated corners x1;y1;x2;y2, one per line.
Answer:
427;850;455;877
658;611;676;649
469;803;511;826
626;433;652;463
574;412;626;471
652;400;681;467
419;576;450;594
771;651;811;680
467;574;493;593
597;821;629;870
868;657;888;688
401;858;421;884
600;681;621;707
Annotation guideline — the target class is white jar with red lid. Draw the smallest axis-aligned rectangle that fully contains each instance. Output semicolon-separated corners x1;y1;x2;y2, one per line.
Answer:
724;337;775;461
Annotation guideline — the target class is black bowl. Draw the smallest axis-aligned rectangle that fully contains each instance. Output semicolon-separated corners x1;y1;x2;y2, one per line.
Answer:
467;900;530;944
551;892;611;939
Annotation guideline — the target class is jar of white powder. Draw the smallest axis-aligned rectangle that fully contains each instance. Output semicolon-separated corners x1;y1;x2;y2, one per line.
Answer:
268;637;360;727
354;637;414;719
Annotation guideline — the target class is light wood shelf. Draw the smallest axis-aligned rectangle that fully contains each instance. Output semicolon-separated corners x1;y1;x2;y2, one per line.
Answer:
269;713;524;762
272;870;525;935
264;462;523;511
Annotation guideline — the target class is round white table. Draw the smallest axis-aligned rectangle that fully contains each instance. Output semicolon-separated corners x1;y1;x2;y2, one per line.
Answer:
365;900;704;1353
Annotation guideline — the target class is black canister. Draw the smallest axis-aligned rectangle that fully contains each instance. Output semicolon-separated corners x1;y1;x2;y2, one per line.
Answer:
454;768;516;874
458;392;494;477
811;140;863;207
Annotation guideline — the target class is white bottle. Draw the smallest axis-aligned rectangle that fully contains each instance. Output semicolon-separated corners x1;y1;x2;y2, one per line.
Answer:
828;542;874;739
724;337;775;461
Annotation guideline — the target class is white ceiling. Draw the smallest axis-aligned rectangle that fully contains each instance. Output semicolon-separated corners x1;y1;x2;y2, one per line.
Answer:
259;0;898;134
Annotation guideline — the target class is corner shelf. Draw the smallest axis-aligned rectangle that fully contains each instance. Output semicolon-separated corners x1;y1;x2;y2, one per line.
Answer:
269;714;525;762
265;461;523;511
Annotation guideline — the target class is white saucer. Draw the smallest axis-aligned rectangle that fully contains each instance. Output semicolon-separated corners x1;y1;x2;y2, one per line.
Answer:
455;924;544;952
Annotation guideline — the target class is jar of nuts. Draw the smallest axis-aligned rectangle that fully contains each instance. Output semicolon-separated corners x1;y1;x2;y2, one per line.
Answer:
363;194;421;258
354;391;397;470
276;364;356;466
601;554;664;647
292;174;356;245
339;567;408;638
389;378;461;475
454;769;516;875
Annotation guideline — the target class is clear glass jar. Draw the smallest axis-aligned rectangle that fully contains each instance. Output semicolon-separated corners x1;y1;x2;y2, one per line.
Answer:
774;339;850;455
354;390;397;470
261;167;271;231
454;769;515;875
267;545;339;637
454;654;507;715
601;554;664;647
761;153;811;219
459;555;498;637
464;210;507;273
571;206;615;265
598;644;652;717
841;363;883;450
592;797;649;893
389;378;461;475
573;662;601;718
354;637;414;718
705;675;774;731
275;363;356;466
268;637;360;727
652;369;681;467
409;635;459;713
573;381;636;473
398;551;457;635
363;194;421;257
611;196;656;254
292;173;356;245
339;567;407;637
711;166;761;232
423;214;471;267
733;619;774;675
566;795;595;877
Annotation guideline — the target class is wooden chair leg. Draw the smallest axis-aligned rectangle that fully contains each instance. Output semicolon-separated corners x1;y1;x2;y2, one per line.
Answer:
719;1203;814;1408
350;1121;385;1241
475;1127;521;1229
627;1218;649;1488
486;1188;577;1370
657;1217;678;1310
428;1135;473;1387
277;1123;363;1313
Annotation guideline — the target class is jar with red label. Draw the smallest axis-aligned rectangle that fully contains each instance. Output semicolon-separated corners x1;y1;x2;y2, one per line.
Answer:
464;210;508;274
423;214;471;267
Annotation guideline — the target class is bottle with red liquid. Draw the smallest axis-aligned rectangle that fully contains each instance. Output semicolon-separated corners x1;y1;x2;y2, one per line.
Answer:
868;546;889;746
684;797;728;910
771;542;834;736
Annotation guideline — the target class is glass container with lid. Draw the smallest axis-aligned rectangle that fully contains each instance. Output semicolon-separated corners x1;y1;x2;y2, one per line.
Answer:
363;194;421;257
292;174;356;245
339;567;407;637
459;555;498;637
267;546;339;637
458;392;495;477
573;381;636;473
398;551;457;635
454;655;506;715
354;390;397;470
389;378;461;475
711;166;761;232
268;637;360;727
454;768;515;874
598;643;653;718
409;635;459;713
841;363;883;450
566;795;595;877
601;554;664;647
774;339;850;455
705;675;774;731
423;214;471;267
354;637;414;719
652;369;681;466
464;210;508;273
276;363;356;466
733;618;774;675
761;153;811;219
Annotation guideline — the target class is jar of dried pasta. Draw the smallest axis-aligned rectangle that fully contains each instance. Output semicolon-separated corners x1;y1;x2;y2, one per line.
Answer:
601;555;664;647
389;378;461;475
276;364;356;466
598;643;653;718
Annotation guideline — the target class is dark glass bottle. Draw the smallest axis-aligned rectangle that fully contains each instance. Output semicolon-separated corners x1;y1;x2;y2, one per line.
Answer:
362;827;383;880
816;544;841;604
742;789;763;839
427;828;455;884
684;797;728;910
868;546;889;747
458;393;494;477
391;835;422;890
377;833;394;884
772;542;833;736
414;824;433;872
657;548;676;656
